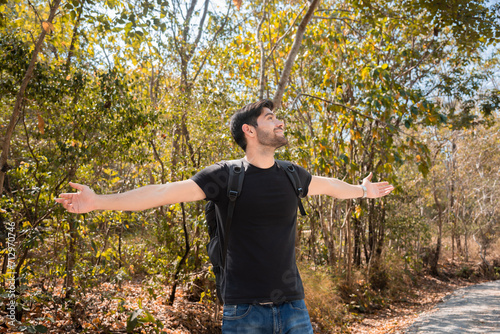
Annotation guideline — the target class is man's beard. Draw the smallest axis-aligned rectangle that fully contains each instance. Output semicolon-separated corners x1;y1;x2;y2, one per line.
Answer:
256;128;288;149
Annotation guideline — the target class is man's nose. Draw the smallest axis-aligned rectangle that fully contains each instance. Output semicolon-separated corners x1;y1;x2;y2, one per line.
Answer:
276;119;285;128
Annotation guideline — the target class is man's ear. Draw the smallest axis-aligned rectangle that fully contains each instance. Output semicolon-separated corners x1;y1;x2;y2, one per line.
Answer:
242;124;256;138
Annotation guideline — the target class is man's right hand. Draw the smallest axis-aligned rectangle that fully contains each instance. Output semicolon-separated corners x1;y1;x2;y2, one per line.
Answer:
55;182;96;214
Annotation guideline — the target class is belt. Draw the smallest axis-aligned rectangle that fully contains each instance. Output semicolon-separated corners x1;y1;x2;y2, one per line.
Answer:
258;301;277;305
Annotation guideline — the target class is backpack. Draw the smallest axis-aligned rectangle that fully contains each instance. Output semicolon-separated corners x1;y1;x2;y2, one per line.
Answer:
205;159;307;302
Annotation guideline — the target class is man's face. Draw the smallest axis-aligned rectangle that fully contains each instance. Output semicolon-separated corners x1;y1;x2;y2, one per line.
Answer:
254;108;288;149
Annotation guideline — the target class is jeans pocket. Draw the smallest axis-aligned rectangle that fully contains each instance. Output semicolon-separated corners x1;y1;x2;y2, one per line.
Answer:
223;304;253;320
289;299;308;311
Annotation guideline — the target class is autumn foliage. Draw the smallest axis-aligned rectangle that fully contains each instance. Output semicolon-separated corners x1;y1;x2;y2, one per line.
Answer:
1;0;499;333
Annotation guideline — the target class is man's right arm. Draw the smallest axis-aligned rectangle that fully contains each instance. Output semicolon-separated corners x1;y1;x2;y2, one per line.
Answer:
55;180;206;214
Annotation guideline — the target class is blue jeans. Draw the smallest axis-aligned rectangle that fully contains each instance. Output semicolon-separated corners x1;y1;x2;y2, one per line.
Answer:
222;299;314;334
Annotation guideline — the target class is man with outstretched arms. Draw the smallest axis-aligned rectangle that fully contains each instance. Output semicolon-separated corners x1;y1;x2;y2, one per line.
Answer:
56;99;394;333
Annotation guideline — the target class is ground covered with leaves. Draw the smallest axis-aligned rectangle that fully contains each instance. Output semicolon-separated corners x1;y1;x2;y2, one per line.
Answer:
0;259;496;333
1;279;222;334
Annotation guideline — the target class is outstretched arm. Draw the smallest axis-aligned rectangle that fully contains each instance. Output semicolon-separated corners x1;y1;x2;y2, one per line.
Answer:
308;172;394;199
55;180;206;214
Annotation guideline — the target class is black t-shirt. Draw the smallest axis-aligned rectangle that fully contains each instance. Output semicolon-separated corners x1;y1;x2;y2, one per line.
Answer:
191;159;312;305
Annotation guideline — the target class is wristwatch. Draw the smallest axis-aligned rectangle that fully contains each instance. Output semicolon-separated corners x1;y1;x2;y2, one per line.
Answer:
360;185;367;198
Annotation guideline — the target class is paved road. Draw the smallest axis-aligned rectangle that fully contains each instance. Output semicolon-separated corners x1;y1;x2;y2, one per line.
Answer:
405;280;500;333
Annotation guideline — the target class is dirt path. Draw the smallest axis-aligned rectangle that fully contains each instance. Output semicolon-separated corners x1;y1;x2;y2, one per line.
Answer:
404;280;500;333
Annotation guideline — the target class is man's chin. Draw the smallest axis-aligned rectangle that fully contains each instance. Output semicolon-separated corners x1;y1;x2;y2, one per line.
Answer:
275;138;289;149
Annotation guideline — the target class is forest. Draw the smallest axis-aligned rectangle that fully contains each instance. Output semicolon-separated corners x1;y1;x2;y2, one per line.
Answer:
1;0;499;333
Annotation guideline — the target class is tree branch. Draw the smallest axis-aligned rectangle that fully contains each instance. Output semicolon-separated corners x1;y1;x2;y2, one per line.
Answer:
0;0;62;195
257;0;268;99
65;3;83;71
191;3;232;84
273;0;321;108
292;93;418;140
265;2;306;64
187;0;209;61
312;15;360;23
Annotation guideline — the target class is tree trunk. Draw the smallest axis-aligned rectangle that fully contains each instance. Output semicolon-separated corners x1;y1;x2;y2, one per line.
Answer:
353;216;362;267
64;217;79;299
430;179;443;276
327;200;337;265
367;203;385;272
0;0;61;195
367;199;375;264
14;247;29;321
0;217;8;279
272;0;320;108
257;2;268;99
318;198;336;266
65;4;83;71
309;208;318;262
167;203;190;305
344;203;353;289
449;140;456;261
375;205;386;261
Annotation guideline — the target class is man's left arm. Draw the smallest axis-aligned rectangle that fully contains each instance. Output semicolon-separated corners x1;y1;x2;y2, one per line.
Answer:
308;173;394;199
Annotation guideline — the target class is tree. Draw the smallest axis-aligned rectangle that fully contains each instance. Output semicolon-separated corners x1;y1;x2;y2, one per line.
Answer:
0;0;61;196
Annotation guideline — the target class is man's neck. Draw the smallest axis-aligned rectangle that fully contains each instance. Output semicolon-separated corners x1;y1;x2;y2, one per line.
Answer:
244;147;276;169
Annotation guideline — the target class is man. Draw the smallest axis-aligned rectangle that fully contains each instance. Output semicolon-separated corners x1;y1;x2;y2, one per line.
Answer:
56;99;394;333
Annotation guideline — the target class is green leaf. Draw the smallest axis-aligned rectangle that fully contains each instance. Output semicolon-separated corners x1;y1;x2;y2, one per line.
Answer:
127;309;142;332
141;310;156;322
35;325;48;333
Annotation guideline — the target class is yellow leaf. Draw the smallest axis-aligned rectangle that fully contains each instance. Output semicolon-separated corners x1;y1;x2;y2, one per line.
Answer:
352;130;362;140
37;113;45;135
361;67;370;81
233;0;242;10
42;21;54;33
355;206;362;218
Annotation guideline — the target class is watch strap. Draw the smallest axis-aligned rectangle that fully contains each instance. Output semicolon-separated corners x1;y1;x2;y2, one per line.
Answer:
361;185;367;198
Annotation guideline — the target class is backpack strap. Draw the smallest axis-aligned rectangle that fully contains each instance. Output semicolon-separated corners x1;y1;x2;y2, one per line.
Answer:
276;160;307;216
221;159;246;266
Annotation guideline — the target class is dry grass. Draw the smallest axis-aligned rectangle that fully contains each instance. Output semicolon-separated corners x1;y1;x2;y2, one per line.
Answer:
300;264;353;333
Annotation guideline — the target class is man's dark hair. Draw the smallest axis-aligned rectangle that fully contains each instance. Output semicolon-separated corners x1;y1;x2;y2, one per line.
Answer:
230;99;274;151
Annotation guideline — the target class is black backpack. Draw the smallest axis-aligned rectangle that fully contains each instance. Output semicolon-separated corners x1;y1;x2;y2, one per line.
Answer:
205;159;307;302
